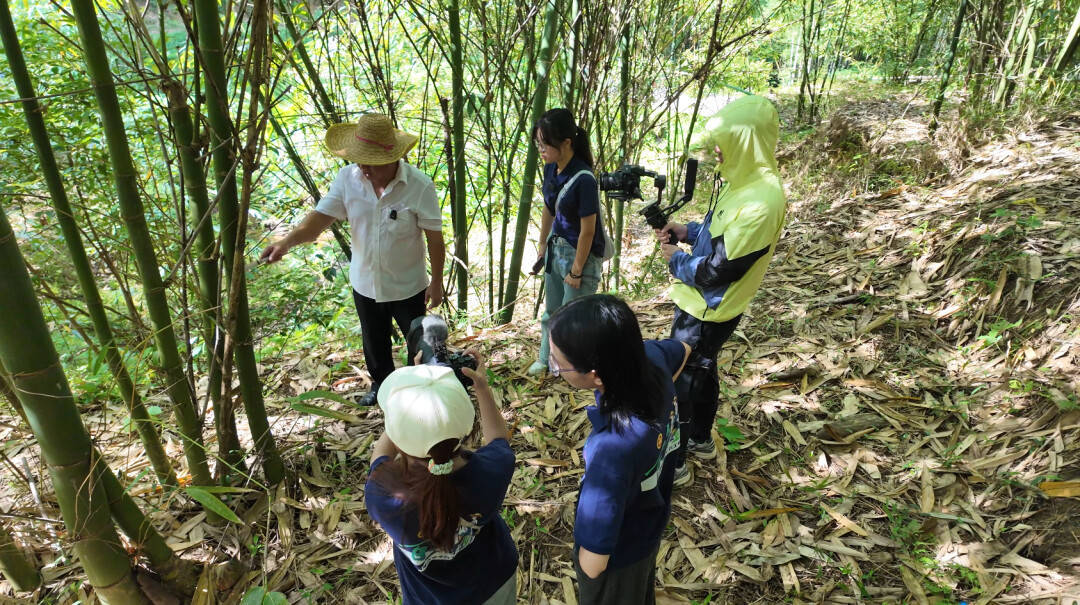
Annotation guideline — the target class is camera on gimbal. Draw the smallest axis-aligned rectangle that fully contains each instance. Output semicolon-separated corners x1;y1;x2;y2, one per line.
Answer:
598;159;699;244
598;164;667;201
406;315;477;387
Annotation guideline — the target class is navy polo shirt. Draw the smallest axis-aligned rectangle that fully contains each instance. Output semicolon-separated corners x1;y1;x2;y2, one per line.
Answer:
543;157;605;258
365;439;518;605
574;339;685;568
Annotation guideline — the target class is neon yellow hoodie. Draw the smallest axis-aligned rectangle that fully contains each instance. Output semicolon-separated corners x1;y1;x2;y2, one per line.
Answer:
667;95;787;322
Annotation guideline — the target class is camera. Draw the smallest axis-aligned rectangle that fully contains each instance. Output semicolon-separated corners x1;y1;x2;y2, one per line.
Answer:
598;164;666;201
406;315;477;387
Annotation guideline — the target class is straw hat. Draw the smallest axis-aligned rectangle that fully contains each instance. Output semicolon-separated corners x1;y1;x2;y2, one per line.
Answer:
324;113;419;165
378;365;474;459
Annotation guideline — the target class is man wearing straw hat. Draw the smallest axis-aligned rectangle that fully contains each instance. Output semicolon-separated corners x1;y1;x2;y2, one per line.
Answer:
261;113;446;406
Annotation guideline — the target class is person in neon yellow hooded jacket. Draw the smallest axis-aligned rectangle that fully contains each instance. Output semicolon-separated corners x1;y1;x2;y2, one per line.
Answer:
655;95;786;485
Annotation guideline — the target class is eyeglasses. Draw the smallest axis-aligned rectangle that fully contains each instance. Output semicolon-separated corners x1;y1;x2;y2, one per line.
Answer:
534;139;549;151
548;353;588;378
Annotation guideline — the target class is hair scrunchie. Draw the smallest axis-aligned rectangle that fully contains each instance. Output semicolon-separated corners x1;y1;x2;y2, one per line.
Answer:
576;126;585;136
428;458;454;475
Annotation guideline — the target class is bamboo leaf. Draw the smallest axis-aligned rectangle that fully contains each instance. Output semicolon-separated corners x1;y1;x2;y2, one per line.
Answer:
186;487;242;524
288;402;361;423
291;389;355;408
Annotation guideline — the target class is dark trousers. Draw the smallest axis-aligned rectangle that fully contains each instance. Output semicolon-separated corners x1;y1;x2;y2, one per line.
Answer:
575;544;660;605
352;289;426;398
670;309;741;466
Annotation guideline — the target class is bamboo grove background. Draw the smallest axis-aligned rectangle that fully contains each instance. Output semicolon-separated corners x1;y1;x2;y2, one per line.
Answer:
0;0;1077;600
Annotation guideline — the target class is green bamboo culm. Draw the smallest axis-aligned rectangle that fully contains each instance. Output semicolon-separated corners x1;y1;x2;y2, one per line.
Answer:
0;358;28;425
0;520;40;592
0;0;177;487
449;0;469;311
94;452;200;593
68;0;213;488
162;79;243;476
193;0;285;485
0;208;148;604
499;0;562;324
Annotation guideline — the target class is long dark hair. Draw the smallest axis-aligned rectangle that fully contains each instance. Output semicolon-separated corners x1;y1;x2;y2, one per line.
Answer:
549;294;668;427
369;438;462;551
533;108;594;168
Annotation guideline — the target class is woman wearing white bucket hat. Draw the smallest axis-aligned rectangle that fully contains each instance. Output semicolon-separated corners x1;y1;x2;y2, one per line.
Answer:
260;113;446;406
365;355;518;605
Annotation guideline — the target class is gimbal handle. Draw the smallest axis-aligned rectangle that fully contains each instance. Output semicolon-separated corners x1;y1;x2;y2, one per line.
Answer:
659;159;698;243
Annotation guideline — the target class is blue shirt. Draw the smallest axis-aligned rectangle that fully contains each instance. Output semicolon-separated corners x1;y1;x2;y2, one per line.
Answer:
543;157;605;257
574;339;685;568
365;439;518;605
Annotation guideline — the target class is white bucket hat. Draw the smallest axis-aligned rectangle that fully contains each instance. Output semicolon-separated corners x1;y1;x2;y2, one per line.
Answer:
324;113;419;165
378;365;474;459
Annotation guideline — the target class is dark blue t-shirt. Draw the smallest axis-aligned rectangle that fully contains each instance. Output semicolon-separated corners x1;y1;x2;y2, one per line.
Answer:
543;156;605;257
365;439;518;605
574;339;685;568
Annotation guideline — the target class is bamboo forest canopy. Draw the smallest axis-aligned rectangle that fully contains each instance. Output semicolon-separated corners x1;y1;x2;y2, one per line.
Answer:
0;0;1078;601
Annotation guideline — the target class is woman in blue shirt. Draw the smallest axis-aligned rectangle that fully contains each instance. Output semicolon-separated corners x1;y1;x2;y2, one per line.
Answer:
528;108;607;376
548;294;691;604
365;355;518;605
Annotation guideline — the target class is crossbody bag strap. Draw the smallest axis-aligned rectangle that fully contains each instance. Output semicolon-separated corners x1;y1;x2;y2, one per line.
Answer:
554;170;594;214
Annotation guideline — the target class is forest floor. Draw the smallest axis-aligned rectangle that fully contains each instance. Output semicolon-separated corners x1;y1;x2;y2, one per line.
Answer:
4;88;1080;604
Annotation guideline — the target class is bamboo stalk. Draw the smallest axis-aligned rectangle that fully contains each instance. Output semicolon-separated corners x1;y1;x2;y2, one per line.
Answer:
930;0;969;134
193;0;284;484
69;0;212;488
0;520;39;592
612;22;631;291
0;0;177;487
449;0;470;312
499;0;562;325
96;454;200;593
0;202;146;603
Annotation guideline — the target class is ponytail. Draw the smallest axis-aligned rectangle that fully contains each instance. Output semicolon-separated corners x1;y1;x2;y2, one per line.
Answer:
534;108;593;168
370;438;463;551
573;125;594;168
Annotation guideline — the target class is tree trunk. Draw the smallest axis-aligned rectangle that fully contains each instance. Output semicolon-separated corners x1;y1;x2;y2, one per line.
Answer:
69;0;212;488
449;0;470;312
0;521;39;592
193;0;285;485
930;0;969;134
0;204;147;604
499;0;561;325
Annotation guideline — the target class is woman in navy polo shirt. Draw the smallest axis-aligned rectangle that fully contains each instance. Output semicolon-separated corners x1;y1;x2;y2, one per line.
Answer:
365;356;518;605
528;108;606;376
548;294;691;604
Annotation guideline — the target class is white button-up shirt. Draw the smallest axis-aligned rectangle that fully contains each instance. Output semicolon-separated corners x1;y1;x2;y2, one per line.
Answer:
315;161;442;302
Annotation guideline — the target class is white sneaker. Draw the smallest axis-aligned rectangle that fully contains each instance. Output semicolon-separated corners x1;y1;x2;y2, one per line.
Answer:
687;438;718;460
527;360;548;376
673;463;692;487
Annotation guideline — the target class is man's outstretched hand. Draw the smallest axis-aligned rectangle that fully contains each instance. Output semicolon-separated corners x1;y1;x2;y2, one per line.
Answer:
259;242;290;264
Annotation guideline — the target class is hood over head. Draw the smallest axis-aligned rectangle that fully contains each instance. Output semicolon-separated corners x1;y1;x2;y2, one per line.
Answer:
696;95;780;189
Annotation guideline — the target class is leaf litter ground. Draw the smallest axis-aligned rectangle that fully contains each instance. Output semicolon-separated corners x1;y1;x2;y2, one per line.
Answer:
2;95;1079;604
